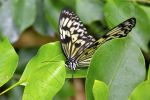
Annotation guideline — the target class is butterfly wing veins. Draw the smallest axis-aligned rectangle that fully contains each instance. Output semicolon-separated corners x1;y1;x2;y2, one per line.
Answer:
59;8;136;70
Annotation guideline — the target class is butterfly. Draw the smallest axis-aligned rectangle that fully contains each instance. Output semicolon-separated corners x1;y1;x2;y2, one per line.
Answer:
59;8;136;70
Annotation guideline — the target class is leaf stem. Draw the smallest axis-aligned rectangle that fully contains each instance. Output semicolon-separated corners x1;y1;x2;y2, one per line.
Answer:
0;80;25;95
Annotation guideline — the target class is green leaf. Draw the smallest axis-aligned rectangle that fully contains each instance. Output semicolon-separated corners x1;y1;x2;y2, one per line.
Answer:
139;5;150;20
16;41;66;99
19;41;65;85
22;61;66;100
12;0;36;32
104;0;150;53
128;80;150;100
86;38;146;100
76;0;104;24
93;80;109;100
0;38;18;87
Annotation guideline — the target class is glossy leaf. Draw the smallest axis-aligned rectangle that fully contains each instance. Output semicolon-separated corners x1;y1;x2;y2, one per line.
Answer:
0;38;18;87
128;80;150;100
86;38;145;100
23;61;66;100
76;0;104;24
19;41;65;85
93;80;109;100
104;0;150;53
16;41;66;99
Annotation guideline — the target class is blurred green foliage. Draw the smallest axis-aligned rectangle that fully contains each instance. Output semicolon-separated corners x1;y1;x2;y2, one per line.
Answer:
0;0;150;100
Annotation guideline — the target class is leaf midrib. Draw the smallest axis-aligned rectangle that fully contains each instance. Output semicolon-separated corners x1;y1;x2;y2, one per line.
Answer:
108;41;129;88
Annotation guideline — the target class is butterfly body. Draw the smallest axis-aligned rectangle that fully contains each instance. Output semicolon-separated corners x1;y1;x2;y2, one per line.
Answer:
65;58;78;70
59;8;136;70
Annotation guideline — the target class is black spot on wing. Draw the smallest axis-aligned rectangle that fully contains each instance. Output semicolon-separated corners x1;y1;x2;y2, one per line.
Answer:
61;35;71;43
75;43;81;48
90;42;99;49
63;26;70;31
102;35;109;38
85;52;88;55
118;17;136;34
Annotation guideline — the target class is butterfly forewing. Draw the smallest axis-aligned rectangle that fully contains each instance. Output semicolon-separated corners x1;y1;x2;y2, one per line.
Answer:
77;18;136;67
59;9;96;60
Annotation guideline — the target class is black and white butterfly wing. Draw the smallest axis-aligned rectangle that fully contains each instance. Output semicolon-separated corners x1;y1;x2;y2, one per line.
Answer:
77;17;136;66
59;8;96;69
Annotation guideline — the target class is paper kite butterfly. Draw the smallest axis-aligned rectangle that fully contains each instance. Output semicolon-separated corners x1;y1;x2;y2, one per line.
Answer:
59;8;136;70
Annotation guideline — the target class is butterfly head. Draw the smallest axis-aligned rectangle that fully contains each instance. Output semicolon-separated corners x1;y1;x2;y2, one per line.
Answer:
66;58;77;70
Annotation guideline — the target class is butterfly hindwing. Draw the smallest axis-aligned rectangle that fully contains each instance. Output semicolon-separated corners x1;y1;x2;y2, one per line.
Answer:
77;17;136;67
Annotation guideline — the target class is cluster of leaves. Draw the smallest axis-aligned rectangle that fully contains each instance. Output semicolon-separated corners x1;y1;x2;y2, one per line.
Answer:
0;0;150;100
